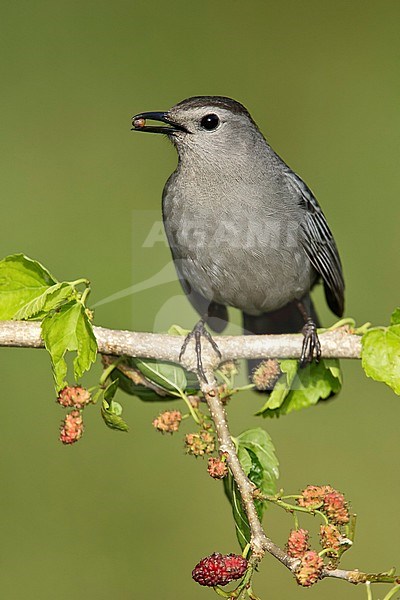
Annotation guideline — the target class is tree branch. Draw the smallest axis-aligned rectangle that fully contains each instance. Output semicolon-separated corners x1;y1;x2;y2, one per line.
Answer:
200;369;298;569
3;318;389;590
197;369;399;590
0;320;361;370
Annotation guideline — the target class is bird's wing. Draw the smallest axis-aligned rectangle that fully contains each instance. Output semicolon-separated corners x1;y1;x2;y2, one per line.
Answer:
284;171;345;317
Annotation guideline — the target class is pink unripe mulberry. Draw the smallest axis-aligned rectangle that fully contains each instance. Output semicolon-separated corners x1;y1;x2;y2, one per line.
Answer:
287;529;310;558
252;359;281;390
57;386;91;409
59;410;84;445
319;524;341;555
185;431;215;456
323;491;349;525
152;410;182;433
207;457;228;479
296;550;324;587
297;485;334;509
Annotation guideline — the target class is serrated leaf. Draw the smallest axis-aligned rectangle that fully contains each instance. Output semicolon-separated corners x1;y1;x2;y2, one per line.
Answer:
237;445;252;475
237;428;279;483
109;357;176;400
325;359;343;382
13;282;74;320
258;359;342;418
41;300;97;390
223;472;251;550
104;379;119;402
362;325;400;394
0;254;57;319
255;360;298;415
390;308;400;326
110;365;173;401
281;359;341;414
237;428;278;515
245;449;271;517
224;429;279;550
238;445;268;516
101;400;128;431
73;305;98;381
132;358;187;393
246;449;264;490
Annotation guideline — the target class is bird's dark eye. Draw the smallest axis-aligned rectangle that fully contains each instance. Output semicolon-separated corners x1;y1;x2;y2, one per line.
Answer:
200;114;220;130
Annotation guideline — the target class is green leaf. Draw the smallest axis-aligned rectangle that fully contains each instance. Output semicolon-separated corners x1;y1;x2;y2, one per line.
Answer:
0;254;56;319
257;359;342;418
362;324;400;394
101;399;128;431
280;359;342;415
236;446;268;522
255;360;297;414
246;449;264;491
109;400;123;416
108;361;174;401
237;428;279;486
246;449;270;519
41;300;97;390
13;282;74;320
73;305;98;381
223;472;251;550
184;370;201;393
390;308;400;326
167;323;190;336
104;379;119;402
132;358;187;394
165;325;199;391
117;379;172;401
223;429;279;550
237;445;252;475
237;428;279;522
129;386;173;401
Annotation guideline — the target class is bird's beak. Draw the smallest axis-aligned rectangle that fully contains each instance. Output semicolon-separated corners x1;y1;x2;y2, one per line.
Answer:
131;111;188;134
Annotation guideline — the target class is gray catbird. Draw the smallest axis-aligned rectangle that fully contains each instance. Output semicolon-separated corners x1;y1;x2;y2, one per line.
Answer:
132;96;344;376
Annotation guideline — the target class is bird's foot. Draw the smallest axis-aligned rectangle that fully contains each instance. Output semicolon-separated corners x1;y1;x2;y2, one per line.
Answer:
179;320;221;384
300;318;321;366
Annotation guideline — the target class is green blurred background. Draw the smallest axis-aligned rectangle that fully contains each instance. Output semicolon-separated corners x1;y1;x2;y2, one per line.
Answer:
1;1;399;598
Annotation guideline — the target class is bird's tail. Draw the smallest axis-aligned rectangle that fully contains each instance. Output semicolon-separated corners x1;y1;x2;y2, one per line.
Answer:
242;295;320;379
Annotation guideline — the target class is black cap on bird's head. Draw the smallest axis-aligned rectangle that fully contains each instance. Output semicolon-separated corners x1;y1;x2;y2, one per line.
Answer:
131;96;264;163
132;96;256;136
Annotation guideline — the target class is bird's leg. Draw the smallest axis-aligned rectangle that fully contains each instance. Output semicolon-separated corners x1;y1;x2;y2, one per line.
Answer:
297;301;321;366
179;318;221;383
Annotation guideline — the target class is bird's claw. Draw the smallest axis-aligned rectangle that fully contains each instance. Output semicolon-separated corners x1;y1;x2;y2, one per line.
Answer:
179;320;221;384
300;318;321;366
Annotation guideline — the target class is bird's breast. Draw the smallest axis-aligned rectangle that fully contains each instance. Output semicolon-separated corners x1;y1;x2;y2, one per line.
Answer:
162;176;316;314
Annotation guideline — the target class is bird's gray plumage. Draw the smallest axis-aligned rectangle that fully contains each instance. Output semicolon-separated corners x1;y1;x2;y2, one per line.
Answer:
133;96;344;338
